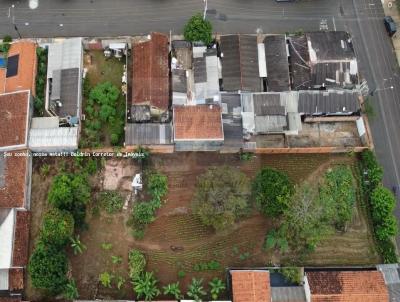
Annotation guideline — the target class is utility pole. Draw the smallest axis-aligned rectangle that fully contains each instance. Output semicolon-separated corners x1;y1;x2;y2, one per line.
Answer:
9;4;22;39
203;0;208;20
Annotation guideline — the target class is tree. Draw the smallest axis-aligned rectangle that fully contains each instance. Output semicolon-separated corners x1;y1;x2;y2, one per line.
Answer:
28;243;68;294
128;249;146;280
184;13;213;45
40;208;74;247
209;278;225;300
187;278;206;302
163;282;182;300
70;235;87;255
361;150;383;190
63;278;79;300
89;82;120;122
252;167;294;217
192;166;251;231
370;185;396;223
133;272;160;301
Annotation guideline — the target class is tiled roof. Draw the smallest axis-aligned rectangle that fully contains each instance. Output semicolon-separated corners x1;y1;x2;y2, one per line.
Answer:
0;152;28;208
0;298;21;302
307;271;389;302
12;211;30;266
8;268;23;291
0;69;6;93
132;32;169;110
5;40;37;95
173;105;223;140
231;270;271;302
0;91;30;149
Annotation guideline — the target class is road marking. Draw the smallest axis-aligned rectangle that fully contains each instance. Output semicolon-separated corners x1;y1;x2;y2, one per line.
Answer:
332;16;337;31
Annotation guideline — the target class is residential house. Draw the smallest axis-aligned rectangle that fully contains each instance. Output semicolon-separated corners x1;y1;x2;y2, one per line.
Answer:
306;31;358;89
264;35;291;92
220;93;243;150
288;35;311;90
131;32;169;118
29;38;83;152
171;40;192;105
220;35;262;92
173;105;224;151
0;91;32;152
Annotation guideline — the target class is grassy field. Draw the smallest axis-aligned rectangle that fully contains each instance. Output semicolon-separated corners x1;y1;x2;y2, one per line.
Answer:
26;153;380;301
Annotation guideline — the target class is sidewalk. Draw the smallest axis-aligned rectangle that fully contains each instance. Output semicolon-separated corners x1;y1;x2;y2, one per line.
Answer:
382;0;400;65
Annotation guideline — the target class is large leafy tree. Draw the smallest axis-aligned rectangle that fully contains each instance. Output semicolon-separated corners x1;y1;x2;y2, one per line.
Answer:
252;167;294;217
40;208;74;247
28;243;68;294
192;166;251;231
133;272;160;301
184;13;213;45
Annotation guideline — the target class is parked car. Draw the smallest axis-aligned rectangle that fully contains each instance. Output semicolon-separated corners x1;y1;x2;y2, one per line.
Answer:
384;16;397;37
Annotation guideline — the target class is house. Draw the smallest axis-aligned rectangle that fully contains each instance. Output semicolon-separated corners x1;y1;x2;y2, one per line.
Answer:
0;91;32;152
305;31;358;89
221;93;244;150
220;35;262;92
132;32;169;117
288;35;311;90
264;35;290;92
0;152;31;297
29;38;83;152
306;270;389;301
230;270;271;302
298;90;361;116
4;40;37;95
192;45;220;103
173;105;224;151
171;40;192;105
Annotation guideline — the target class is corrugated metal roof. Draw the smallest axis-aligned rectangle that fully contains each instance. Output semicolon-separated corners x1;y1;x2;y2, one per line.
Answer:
172;69;187;93
0;209;15;270
271;286;307;302
0;268;9;290
298;90;360;115
125;123;172;145
220;35;261;92
47;38;82;78
52;68;80;117
288;35;311;90
264;35;290;92
31;117;60;129
29;127;78;151
255;115;287;133
193;47;219;102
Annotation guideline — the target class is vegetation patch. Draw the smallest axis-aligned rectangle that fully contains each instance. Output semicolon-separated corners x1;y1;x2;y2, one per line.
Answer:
184;13;213;45
34;47;48;116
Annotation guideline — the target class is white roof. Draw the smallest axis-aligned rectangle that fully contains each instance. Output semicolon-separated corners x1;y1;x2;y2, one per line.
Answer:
0;209;15;269
47;38;83;78
29;127;79;151
31;117;59;129
258;43;267;77
109;43;126;50
0;269;9;290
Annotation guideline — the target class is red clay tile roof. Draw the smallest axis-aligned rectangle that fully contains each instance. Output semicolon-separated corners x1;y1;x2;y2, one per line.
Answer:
307;271;389;302
231;270;271;302
0;152;28;208
0;298;21;302
8;268;24;291
173;105;224;140
132;32;169;110
0;91;30;149
5;40;37;95
12;210;30;266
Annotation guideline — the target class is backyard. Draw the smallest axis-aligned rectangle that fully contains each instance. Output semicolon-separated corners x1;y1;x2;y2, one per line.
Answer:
26;152;380;301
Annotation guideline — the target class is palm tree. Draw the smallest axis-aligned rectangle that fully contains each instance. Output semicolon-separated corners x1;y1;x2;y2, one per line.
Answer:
63;278;79;300
70;235;86;255
163;281;182;300
187;278;206;302
133;271;160;301
209;277;226;300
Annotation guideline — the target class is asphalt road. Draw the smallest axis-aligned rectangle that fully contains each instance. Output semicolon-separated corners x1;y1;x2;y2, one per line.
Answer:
1;0;400;247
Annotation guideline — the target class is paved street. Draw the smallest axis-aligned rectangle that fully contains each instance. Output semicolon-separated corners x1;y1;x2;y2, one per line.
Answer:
1;0;400;246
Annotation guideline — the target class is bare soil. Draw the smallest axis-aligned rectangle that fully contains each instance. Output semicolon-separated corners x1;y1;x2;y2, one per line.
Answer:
26;153;379;301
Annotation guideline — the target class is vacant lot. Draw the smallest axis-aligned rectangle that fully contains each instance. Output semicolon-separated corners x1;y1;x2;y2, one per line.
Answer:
26;153;380;301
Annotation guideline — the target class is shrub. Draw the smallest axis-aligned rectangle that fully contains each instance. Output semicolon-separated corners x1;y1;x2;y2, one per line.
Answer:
178;270;186;279
99;272;113;288
377;239;398;263
361;150;383;191
252;167;294;217
192;166;251;231
280;267;302;284
34;47;48;116
128;249;146;280
132;201;156;225
163;282;182;300
147;172;168;200
63;278;79;300
184;13;213;45
133;272;160;301
40;208;74;247
101;242;113;250
40;164;51;176
99;191;124;214
209;277;225;300
187;278;206;302
28;243;68;294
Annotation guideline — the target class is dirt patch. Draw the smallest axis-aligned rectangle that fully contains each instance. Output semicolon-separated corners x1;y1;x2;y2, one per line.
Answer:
26;153;379;301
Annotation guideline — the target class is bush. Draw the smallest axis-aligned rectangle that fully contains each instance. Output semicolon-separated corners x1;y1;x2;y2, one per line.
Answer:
183;13;213;45
147;172;168;201
280;267;302;284
40;208;74;247
361;150;383;191
252;167;294;217
34;47;48;116
192;166;250;231
128;249;146;280
28;243;68;294
377;238;398;263
133;271;160;301
99;191;124;214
